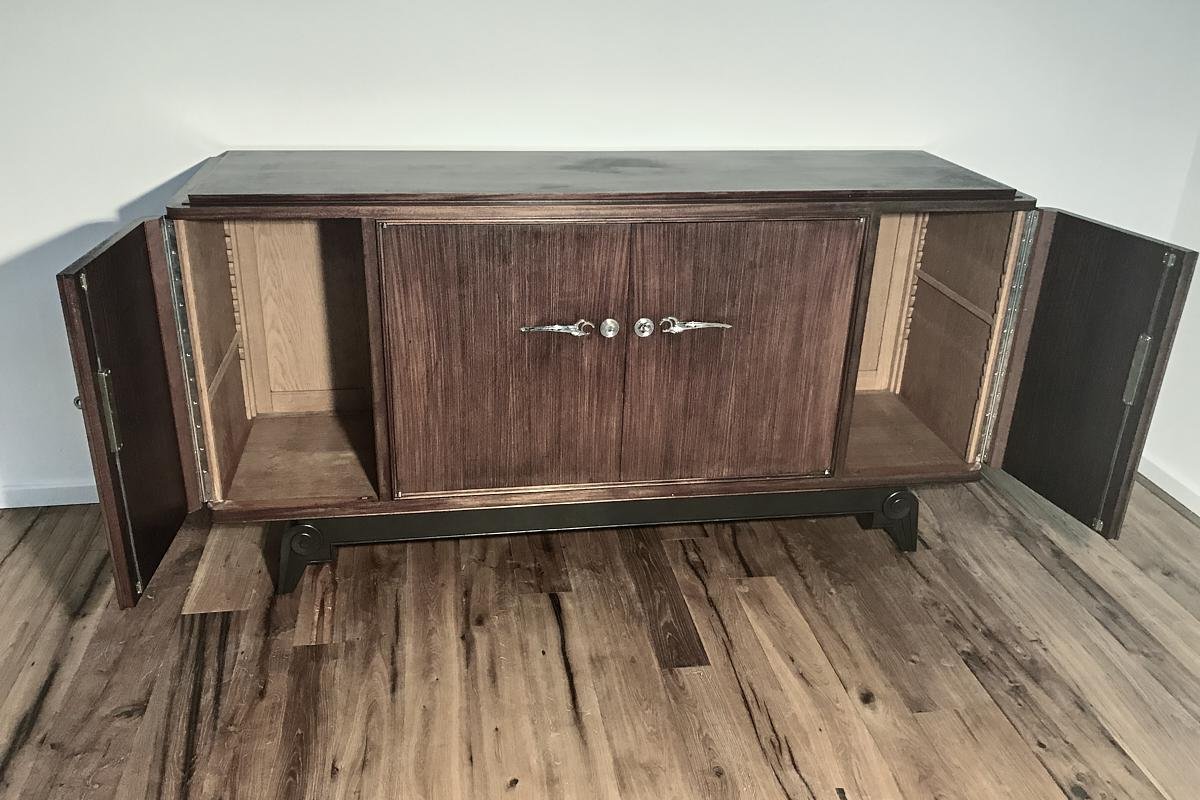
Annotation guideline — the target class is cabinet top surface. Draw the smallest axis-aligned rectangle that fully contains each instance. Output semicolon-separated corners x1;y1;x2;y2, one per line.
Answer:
174;150;1016;207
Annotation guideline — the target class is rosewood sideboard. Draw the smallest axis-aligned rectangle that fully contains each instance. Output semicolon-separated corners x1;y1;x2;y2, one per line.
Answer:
57;151;1196;607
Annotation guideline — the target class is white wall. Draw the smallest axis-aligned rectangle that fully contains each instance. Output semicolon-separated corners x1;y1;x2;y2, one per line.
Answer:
2;0;1198;509
1141;133;1200;512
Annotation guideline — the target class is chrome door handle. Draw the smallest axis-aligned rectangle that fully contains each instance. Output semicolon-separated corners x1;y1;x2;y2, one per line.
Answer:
520;318;595;337
660;316;732;334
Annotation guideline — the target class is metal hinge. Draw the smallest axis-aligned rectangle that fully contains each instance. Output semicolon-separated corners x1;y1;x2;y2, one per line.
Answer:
162;218;213;501
978;209;1039;462
96;369;122;453
1122;333;1154;406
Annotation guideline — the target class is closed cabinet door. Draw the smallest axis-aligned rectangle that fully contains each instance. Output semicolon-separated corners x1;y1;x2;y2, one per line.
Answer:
620;220;864;481
380;223;631;493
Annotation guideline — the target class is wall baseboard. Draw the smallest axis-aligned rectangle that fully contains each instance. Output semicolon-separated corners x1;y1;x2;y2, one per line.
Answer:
1137;456;1200;519
0;481;98;509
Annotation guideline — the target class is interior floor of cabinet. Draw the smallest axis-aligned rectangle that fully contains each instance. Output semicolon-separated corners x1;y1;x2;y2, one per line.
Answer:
224;411;377;503
844;391;975;479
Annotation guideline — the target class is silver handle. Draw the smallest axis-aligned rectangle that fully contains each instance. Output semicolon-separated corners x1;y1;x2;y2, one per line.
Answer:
520;318;595;337
660;316;732;334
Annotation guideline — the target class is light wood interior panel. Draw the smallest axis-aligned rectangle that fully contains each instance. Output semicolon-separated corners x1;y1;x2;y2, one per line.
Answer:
856;214;924;391
919;212;1015;314
852;210;1022;470
844;391;974;479
225;412;377;503
228;220;370;414
966;210;1027;461
177;220;251;500
899;283;993;460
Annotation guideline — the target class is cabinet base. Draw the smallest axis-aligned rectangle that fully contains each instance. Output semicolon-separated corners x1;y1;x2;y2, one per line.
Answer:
275;486;921;594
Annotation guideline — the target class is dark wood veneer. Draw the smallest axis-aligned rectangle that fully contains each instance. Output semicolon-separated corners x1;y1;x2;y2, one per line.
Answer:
173;150;1016;208
621;219;863;481
380;223;632;493
58;220;194;607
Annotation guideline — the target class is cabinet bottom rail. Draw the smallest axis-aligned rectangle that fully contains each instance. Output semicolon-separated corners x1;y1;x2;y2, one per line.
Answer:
273;486;920;594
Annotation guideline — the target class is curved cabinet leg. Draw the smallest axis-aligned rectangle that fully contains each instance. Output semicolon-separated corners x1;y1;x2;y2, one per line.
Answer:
856;489;919;551
879;489;919;551
277;522;333;594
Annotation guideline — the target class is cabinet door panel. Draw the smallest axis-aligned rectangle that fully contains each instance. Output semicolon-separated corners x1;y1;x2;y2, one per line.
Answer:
58;219;197;608
621;220;864;481
999;210;1195;538
380;223;630;493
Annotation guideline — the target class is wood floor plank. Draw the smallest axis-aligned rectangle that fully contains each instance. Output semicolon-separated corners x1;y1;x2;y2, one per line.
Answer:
561;531;702;800
17;515;209;799
515;592;622;799
0;506;111;798
983;469;1200;714
1117;482;1200;621
616;529;709;669
658;665;785;800
331;543;407;644
664;535;848;799
266;643;340;800
905;545;1166;799
114;612;246;799
194;589;303;799
182;523;271;614
912;707;1019;799
510;532;573;594
327;634;403;799
0;507;44;575
725;519;988;799
400;539;467;799
461;538;542;797
8;475;1200;800
919;480;1200;799
294;562;339;646
0;507;81;663
735;575;908;799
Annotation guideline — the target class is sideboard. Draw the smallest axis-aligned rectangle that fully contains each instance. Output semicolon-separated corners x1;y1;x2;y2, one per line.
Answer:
58;151;1196;607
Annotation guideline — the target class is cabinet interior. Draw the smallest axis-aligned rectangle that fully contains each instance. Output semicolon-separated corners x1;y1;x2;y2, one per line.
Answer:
846;210;1025;478
175;219;377;504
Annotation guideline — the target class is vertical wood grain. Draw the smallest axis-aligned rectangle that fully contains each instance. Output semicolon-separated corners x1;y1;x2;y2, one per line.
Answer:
621;220;862;482
380;223;631;494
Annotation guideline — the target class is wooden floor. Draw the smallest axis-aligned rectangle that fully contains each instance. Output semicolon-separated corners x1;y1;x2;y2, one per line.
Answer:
3;470;1200;799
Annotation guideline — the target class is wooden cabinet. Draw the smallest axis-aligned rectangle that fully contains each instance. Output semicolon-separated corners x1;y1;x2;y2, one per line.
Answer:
57;151;1196;606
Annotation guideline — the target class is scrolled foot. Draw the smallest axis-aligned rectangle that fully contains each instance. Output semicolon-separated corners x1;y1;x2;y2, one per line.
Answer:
277;522;333;594
879;489;919;552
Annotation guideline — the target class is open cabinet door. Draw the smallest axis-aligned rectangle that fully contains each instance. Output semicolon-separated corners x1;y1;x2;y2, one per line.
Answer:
59;219;201;607
993;210;1195;538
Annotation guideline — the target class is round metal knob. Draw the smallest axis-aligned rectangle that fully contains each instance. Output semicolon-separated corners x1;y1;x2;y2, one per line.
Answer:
599;318;620;338
634;318;655;338
73;396;83;410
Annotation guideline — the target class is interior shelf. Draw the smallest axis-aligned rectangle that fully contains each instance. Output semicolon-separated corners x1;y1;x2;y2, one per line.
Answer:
225;412;377;504
844;391;975;480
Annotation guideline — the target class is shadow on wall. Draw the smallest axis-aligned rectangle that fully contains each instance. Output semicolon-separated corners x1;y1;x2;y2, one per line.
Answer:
0;163;207;505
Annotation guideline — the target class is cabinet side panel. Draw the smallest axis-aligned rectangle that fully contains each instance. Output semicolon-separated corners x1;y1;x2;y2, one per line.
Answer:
919;212;1014;314
899;283;992;456
177;219;250;499
233;220;370;413
856;214;922;390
